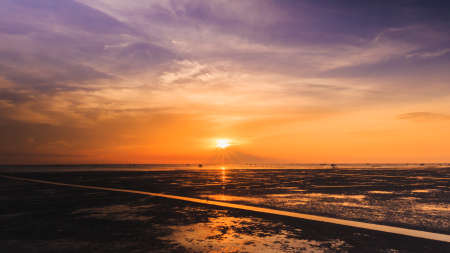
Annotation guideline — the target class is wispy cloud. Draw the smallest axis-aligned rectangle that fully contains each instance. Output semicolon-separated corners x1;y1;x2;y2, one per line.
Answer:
1;0;450;162
407;48;450;59
398;112;450;122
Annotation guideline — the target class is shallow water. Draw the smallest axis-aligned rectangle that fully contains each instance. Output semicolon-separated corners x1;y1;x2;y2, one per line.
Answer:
160;216;348;253
2;165;449;233
1;164;449;252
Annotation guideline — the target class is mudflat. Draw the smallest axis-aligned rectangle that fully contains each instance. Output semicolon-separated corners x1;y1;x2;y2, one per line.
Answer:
1;166;449;252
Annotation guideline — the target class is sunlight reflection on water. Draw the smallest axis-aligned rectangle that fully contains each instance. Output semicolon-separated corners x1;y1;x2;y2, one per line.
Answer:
200;189;449;232
201;194;265;204
368;191;394;194
160;216;348;253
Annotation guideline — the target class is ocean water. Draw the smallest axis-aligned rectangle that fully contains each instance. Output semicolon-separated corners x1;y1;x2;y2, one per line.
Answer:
1;162;449;172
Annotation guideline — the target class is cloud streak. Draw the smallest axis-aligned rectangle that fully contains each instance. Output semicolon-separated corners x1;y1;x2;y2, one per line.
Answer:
398;112;450;122
1;0;449;163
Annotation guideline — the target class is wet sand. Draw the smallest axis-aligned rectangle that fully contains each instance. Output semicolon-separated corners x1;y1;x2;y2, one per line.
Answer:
1;166;449;252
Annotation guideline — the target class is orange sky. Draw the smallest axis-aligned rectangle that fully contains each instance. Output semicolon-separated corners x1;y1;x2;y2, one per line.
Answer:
1;1;450;164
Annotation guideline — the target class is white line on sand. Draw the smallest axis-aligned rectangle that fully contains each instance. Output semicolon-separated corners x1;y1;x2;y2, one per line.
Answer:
1;174;449;243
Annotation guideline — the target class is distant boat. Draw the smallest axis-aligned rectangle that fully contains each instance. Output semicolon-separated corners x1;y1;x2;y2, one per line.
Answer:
198;164;203;168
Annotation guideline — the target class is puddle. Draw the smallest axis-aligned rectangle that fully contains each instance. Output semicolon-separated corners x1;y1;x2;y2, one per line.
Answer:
368;191;393;194
160;216;348;253
411;189;437;193
329;202;374;208
278;187;299;190
399;197;418;200
303;193;366;200
416;204;450;212
201;194;265;204
266;194;292;197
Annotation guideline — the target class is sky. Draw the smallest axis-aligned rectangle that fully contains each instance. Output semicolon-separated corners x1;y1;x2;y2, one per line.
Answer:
0;0;449;164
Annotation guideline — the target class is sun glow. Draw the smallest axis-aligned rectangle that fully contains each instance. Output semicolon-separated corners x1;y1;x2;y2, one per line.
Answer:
216;139;231;149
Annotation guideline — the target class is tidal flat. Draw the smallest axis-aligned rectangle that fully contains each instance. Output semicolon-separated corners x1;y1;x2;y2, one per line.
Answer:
0;165;449;252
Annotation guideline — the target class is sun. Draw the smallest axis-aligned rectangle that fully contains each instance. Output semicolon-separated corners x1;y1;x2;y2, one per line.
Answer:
216;139;231;149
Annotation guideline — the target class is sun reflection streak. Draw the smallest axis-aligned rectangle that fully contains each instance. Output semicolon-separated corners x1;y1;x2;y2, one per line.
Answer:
221;167;226;190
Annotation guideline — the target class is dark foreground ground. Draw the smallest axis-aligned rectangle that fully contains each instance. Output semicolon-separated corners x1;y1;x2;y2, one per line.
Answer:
0;167;449;252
